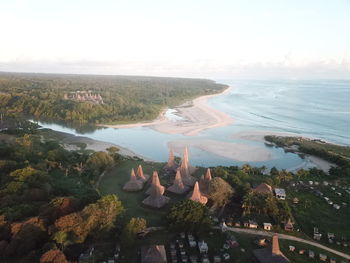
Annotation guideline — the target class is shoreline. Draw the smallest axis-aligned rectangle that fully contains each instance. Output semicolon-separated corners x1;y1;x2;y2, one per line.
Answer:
101;86;234;136
51;130;152;161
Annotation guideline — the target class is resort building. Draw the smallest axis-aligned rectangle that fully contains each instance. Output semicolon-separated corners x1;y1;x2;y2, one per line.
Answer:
123;169;143;191
164;149;178;171
146;171;165;195
179;147;196;186
167;170;189;194
199;168;212;196
284;218;294;232
263;223;272;231
254;183;273;194
136;165;149;183
141;245;167;263
188;182;208;205
142;183;170;208
253;235;290;263
274;188;286;200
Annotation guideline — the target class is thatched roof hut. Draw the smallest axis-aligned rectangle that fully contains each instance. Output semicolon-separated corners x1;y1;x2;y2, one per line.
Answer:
137;165;149;183
146;171;165;195
188;182;208;205
254;183;273;194
123;168;143;191
253;235;290;263
199;168;212;196
142;184;170;208
165;149;178;171
141;245;167;263
167;171;189;194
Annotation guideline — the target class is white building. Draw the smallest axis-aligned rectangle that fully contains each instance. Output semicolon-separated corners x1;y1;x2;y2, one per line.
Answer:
274;188;286;200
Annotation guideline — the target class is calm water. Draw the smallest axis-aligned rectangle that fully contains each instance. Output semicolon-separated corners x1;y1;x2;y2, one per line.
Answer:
37;80;350;169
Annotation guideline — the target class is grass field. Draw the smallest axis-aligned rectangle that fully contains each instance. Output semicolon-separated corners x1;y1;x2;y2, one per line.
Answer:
98;159;206;226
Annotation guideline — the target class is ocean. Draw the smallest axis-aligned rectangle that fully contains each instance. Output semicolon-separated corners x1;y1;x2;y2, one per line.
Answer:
37;80;350;169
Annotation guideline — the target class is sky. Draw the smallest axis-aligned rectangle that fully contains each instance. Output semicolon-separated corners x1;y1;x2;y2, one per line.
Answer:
0;0;349;79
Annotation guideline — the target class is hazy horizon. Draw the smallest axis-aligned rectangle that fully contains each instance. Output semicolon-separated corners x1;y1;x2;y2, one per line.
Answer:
1;0;350;79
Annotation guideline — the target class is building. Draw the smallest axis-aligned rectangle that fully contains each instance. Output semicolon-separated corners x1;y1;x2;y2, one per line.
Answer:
123;169;143;191
146;171;165;195
199;168;212;196
274;188;286;200
284;219;294;232
141;245;167;263
142;183;170;208
254;183;273;194
253;235;290;263
188;182;208;205
263;223;272;231
198;241;208;253
167;170;189;194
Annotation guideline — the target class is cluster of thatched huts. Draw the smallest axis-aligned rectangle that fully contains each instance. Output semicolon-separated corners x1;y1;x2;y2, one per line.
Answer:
123;147;212;208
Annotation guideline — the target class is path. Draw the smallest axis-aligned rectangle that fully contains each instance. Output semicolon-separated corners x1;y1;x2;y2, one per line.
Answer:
223;227;350;260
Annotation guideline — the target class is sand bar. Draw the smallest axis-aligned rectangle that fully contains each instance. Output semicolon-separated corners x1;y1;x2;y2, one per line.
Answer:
168;139;273;162
102;87;234;136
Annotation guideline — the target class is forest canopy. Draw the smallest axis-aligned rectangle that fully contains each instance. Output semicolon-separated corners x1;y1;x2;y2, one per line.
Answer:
0;72;227;125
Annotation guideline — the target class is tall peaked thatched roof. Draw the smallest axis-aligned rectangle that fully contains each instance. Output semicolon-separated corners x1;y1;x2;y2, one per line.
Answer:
167;171;189;194
188;182;208;205
199;168;212;196
183;146;189;164
146;171;165;195
123;168;143;191
254;183;273;194
142;184;170;208
141;245;167;263
165;149;177;170
137;165;149;182
253;235;290;263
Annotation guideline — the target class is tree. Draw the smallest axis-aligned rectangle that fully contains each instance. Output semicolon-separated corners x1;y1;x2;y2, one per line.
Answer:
167;200;211;233
40;249;68;263
86;151;114;177
208;177;234;209
121;217;147;245
52;231;70;250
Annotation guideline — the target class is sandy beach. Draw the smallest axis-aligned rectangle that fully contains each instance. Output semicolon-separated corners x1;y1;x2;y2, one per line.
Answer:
168;139;273;162
102;87;234;136
55;131;150;160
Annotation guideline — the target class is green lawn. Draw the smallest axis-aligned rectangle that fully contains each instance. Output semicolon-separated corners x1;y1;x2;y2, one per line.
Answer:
98;159;205;226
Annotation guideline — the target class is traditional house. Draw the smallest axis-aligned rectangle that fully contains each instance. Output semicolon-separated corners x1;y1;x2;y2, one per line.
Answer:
254;183;273;194
179;147;196;186
263;223;272;231
253;235;290;263
136;165;149;183
284;218;294;231
141;245;167;263
292;197;299;204
123;169;143;191
146;171;165;195
164;149;178;171
274;188;286;200
188;182;208;205
199;168;212;196
167;171;189;194
142;183;170;208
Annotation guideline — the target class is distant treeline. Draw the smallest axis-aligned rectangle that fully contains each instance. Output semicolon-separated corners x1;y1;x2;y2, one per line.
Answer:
0;72;227;125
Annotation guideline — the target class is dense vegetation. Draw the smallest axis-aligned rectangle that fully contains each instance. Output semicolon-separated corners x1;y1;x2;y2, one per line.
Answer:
0;72;227;126
265;135;350;178
0;116;125;262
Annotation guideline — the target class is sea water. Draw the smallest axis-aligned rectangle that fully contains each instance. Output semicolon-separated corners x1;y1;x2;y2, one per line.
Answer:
37;80;350;169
